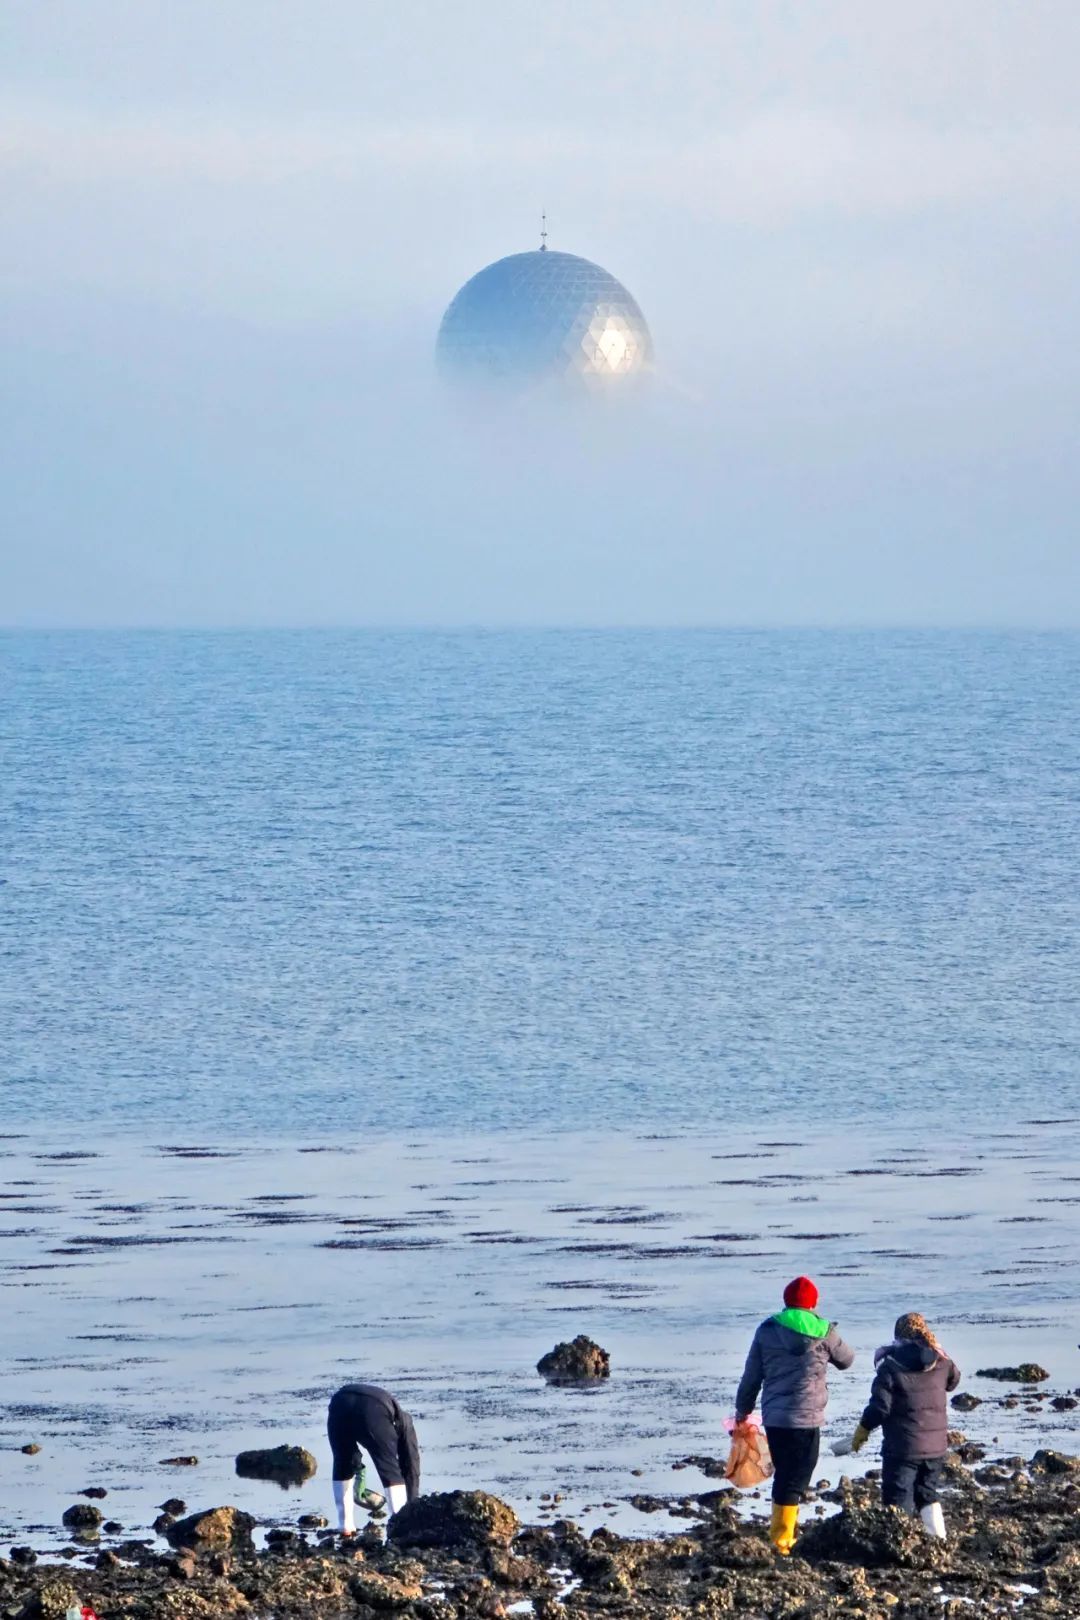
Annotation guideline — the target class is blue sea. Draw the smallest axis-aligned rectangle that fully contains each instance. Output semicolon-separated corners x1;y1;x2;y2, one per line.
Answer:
2;628;1078;1134
1;630;1079;1548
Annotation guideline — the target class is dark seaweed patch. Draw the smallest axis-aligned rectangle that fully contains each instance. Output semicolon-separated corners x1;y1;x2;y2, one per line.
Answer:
317;1237;445;1251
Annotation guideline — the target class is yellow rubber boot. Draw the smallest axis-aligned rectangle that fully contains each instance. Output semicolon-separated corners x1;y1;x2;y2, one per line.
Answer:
770;1503;799;1555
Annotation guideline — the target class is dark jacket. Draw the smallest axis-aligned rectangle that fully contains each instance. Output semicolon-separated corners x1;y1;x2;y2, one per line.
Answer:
860;1340;960;1460
735;1310;855;1428
331;1382;422;1499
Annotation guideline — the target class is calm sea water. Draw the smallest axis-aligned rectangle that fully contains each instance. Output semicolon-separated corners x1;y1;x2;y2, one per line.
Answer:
1;629;1078;1135
1;630;1079;1548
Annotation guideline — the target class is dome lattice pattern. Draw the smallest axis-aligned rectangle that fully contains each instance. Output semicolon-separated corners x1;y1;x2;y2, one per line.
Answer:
437;249;653;389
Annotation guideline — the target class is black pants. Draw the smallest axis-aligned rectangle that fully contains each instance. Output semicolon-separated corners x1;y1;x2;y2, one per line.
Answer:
328;1387;419;1496
765;1425;820;1506
882;1455;943;1514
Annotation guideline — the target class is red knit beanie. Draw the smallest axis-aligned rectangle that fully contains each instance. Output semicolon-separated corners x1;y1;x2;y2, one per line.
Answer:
783;1275;819;1310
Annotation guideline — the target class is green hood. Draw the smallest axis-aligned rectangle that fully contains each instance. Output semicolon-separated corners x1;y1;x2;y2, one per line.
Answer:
773;1307;831;1339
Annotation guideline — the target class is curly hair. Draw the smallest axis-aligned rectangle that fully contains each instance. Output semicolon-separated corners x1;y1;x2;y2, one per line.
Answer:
893;1311;943;1354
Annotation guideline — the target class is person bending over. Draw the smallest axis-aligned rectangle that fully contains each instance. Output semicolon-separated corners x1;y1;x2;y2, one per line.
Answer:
328;1382;421;1535
735;1275;854;1556
849;1311;959;1539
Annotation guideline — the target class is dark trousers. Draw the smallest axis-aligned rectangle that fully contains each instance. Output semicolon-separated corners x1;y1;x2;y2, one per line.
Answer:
882;1455;943;1515
765;1425;820;1506
327;1387;419;1495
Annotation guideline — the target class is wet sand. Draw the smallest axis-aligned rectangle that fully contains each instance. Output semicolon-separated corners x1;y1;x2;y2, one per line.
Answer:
0;1120;1077;1554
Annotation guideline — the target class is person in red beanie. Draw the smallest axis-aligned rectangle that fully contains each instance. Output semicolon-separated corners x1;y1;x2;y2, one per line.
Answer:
735;1276;854;1555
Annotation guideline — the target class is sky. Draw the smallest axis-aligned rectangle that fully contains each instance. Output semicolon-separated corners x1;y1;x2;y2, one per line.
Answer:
2;0;1079;627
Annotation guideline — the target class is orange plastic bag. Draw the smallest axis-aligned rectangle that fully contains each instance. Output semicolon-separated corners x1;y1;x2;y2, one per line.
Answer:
723;1418;773;1488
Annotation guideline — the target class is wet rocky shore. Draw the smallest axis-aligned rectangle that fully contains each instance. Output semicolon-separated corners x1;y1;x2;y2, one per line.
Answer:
5;1443;1078;1620
3;1125;1078;1613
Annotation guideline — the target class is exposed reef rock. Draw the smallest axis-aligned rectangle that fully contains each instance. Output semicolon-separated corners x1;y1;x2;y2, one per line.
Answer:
165;1506;257;1552
389;1491;519;1550
976;1362;1049;1382
235;1446;318;1486
536;1335;610;1382
5;1448;1080;1620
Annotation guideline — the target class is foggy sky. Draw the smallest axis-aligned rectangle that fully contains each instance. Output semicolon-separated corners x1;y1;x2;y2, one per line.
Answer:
2;0;1079;627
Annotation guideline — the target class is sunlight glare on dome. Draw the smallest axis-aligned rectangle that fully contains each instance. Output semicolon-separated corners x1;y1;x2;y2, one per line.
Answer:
436;239;653;392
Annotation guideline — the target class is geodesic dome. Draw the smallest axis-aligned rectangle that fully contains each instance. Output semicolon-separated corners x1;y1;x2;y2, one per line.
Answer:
436;248;653;390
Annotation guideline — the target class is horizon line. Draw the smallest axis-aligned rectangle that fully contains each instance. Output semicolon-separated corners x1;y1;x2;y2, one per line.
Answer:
2;622;1079;635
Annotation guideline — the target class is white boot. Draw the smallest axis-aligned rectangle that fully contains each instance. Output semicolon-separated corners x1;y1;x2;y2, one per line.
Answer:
920;1502;946;1539
332;1477;356;1535
386;1482;407;1515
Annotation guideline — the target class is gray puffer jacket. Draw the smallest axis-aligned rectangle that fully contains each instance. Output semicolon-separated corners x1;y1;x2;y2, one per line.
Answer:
735;1311;855;1428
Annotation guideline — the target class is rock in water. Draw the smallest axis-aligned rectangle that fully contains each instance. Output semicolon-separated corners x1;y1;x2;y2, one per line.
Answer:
672;1453;728;1478
234;1444;317;1485
61;1503;103;1530
388;1491;518;1549
1030;1449;1080;1475
536;1334;611;1382
165;1505;257;1551
798;1502;950;1569
976;1363;1049;1382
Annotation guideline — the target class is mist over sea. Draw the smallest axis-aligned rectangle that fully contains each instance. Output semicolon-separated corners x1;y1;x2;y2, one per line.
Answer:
2;627;1078;1136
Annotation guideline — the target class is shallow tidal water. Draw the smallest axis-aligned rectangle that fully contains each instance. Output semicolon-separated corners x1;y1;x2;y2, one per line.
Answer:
2;630;1078;1556
0;1120;1077;1552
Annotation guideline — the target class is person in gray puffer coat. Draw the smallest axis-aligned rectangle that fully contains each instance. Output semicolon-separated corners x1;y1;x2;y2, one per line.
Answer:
735;1275;854;1554
850;1311;960;1539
